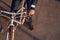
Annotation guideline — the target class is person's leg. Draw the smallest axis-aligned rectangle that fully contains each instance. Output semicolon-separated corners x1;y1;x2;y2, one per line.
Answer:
26;16;33;30
25;0;33;30
10;0;22;12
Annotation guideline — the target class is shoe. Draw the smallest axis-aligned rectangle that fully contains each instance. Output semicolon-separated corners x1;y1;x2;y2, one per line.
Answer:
26;16;34;30
27;22;34;31
0;24;3;33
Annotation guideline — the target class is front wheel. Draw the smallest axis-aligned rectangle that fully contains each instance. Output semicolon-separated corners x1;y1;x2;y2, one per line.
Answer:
6;25;15;40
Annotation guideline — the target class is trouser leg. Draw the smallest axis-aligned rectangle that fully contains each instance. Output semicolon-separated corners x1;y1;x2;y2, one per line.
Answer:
10;0;22;12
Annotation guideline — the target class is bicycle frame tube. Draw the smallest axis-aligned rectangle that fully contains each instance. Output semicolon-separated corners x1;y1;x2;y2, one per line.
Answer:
6;14;15;40
0;0;27;40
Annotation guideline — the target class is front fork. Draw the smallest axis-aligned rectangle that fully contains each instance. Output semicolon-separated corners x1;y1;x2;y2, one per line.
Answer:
6;15;15;40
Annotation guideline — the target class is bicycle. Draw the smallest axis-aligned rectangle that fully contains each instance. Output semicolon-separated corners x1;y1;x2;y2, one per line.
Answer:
0;0;29;40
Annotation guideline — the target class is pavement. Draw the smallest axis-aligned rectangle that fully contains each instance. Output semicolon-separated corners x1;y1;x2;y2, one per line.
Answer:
0;0;60;40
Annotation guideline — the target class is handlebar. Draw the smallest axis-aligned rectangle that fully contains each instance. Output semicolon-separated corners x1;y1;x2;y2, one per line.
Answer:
0;10;26;15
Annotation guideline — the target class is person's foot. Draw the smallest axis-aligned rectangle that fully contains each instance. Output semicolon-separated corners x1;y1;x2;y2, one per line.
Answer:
27;22;34;31
29;23;34;31
25;16;34;30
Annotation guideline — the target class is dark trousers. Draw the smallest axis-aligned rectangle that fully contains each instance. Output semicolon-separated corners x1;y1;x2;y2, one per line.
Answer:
10;0;33;23
10;0;31;12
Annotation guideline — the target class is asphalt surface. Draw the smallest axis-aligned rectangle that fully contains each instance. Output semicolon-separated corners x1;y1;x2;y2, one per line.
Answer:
0;0;60;40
